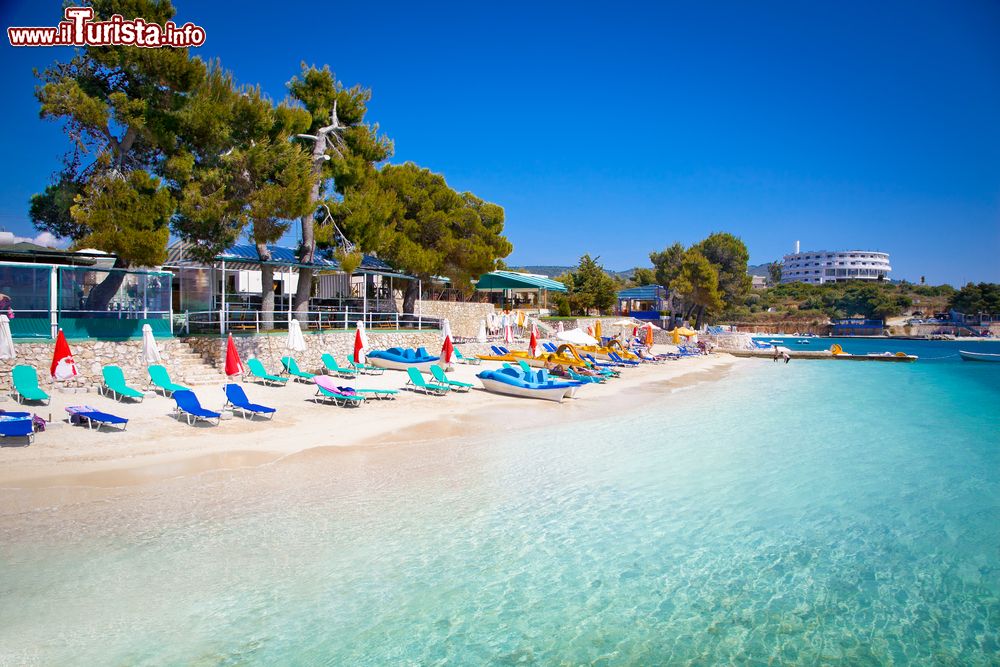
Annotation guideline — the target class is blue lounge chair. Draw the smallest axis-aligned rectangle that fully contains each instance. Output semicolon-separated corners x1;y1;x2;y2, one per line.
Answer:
608;352;640;367
490;345;505;356
65;406;128;431
224;383;276;420
0;413;34;444
171;389;221;426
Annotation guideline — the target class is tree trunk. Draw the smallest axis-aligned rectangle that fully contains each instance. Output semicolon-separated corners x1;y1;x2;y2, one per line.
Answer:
402;279;420;315
294;134;326;319
85;256;130;311
258;243;275;331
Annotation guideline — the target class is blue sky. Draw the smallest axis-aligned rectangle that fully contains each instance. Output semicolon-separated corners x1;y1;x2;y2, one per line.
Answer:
2;0;998;284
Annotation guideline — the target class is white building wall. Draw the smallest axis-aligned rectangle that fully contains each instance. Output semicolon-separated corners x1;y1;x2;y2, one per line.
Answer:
780;250;891;284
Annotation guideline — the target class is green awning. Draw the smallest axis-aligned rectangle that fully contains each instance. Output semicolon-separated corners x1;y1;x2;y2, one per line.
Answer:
474;270;567;293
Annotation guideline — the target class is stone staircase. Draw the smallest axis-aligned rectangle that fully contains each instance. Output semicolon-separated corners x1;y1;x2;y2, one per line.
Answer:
165;342;229;386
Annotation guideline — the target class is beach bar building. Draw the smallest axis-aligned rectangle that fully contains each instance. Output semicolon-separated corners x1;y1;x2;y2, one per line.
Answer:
616;285;670;321
0;247;173;340
474;270;567;309
163;242;434;334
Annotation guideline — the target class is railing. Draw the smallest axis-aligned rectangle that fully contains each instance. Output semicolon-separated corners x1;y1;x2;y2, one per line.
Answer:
7;309;173;339
181;309;441;335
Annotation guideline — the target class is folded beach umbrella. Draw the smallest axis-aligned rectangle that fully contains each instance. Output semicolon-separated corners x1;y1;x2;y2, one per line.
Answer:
286;318;307;353
0;314;15;360
594;319;602;340
529;322;539;358
141;323;162;365
441;319;454;364
517;310;526;328
557;321;564;333
644;323;654;347
476;320;488;343
51;329;78;380
503;320;513;345
224;333;244;377
353;320;370;363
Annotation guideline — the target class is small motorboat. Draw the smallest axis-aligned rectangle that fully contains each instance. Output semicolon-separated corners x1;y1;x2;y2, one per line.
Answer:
366;347;441;372
796;339;810;344
959;350;1000;363
477;366;583;403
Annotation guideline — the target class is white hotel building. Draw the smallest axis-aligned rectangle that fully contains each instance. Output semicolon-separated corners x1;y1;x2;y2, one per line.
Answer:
780;242;891;284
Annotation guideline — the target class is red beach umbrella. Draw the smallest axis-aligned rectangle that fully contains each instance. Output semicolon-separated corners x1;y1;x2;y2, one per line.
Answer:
529;321;539;358
354;321;367;363
50;329;78;380
441;319;454;364
224;333;244;377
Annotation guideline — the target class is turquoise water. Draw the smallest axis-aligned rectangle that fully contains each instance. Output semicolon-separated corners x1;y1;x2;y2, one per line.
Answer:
2;347;999;665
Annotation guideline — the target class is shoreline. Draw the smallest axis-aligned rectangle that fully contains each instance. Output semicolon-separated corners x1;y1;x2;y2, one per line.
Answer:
0;353;741;503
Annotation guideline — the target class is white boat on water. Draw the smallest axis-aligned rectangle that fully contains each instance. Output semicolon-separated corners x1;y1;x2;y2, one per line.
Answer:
959;350;1000;363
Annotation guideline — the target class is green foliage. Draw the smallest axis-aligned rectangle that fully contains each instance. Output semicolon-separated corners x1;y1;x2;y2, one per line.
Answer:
169;63;315;260
631;267;656;286
672;249;724;322
649;243;684;287
692;232;752;311
335;162;511;310
767;261;783;285
949;283;1000;314
335;249;364;275
71;170;172;265
30;0;206;270
558;254;618;315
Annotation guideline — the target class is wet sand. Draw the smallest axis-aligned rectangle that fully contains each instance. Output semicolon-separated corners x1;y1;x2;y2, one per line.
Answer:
0;352;740;517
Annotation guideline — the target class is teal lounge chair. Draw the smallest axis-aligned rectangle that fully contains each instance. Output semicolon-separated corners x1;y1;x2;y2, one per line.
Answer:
347;355;385;376
454;348;480;365
430;366;473;392
147;364;189;397
11;365;50;404
281;356;315;383
347;387;399;400
405;367;450;395
100;365;145;402
246;358;288;386
321;353;357;379
313;376;365;407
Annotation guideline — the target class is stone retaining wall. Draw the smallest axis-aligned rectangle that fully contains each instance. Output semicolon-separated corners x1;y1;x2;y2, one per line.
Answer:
0;338;198;391
397;300;496;339
185;330;450;375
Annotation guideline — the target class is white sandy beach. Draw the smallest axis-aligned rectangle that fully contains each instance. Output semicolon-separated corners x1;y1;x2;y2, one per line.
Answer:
0;352;737;496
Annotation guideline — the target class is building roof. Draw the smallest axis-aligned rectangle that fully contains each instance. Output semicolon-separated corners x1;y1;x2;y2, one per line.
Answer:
474;270;568;293
0;244;109;267
617;284;667;300
164;242;411;278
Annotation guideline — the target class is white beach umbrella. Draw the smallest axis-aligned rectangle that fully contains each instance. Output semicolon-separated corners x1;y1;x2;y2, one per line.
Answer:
557;327;599;347
141;323;161;365
0;314;15;360
557;321;565;333
477;320;488;343
286;318;307;352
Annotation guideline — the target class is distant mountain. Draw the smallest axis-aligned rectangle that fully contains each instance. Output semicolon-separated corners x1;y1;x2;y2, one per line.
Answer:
513;265;644;280
748;262;775;278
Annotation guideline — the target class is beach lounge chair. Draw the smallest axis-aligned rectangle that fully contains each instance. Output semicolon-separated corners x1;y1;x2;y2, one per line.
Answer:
321;353;357;379
11;365;49;405
454;348;481;365
246;358;288;386
147;364;189;397
280;356;315;383
346;355;385;376
543;342;558;353
405;367;450;395
430;365;473;392
608;352;640;367
0;413;34;444
171;389;221;426
313;376;365;407
65;405;128;431
568;368;605;384
223;383;277;420
490;345;505;356
100;365;145;402
340;386;399;400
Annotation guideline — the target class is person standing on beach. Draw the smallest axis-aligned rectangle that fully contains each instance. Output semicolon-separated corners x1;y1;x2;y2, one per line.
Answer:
773;347;779;362
782;351;791;364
